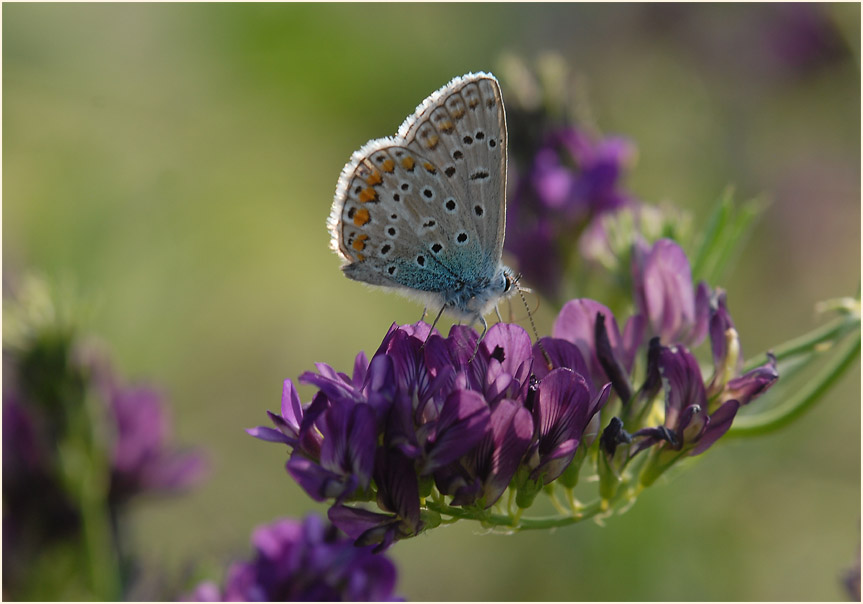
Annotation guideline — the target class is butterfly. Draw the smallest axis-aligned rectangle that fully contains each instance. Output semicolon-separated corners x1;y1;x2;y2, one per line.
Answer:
328;72;516;336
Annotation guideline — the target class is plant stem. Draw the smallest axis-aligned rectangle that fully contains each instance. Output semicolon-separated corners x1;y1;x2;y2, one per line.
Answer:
424;476;636;531
729;329;860;437
743;315;858;372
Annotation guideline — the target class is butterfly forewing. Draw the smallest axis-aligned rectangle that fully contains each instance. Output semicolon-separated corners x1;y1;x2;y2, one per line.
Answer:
329;72;509;310
399;75;507;274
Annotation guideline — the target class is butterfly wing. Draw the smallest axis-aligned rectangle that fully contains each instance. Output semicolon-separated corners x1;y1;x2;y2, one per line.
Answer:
328;72;508;307
397;72;508;274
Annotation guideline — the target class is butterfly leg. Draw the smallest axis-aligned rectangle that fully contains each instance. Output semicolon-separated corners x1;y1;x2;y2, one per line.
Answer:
494;306;504;323
467;315;489;362
420;307;428;322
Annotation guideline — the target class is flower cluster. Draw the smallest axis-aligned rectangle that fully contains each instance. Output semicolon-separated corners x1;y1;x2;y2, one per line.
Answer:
253;238;778;545
251;320;610;548
187;514;399;602
2;276;207;599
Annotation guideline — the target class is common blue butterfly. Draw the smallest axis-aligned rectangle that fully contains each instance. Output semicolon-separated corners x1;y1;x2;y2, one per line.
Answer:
328;72;515;335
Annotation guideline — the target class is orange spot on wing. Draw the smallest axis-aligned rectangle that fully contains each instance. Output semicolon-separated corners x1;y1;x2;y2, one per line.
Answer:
425;134;440;149
423;162;437;175
401;156;415;171
359;188;378;203
366;170;382;186
381;159;395;173
439;120;454;133
353;208;370;226
352;234;369;252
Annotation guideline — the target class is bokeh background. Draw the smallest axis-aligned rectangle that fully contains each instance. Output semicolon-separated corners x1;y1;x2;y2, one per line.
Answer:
4;3;860;600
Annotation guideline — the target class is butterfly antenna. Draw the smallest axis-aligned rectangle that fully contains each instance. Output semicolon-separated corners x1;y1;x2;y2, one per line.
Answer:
516;277;552;370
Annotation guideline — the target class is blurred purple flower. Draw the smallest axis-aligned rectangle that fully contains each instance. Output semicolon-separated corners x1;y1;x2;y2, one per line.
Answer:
631;238;710;347
506;126;637;298
186;515;399;601
106;384;208;504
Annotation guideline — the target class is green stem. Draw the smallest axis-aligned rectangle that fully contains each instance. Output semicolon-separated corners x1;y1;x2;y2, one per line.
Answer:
743;315;858;372
728;329;860;437
424;477;636;531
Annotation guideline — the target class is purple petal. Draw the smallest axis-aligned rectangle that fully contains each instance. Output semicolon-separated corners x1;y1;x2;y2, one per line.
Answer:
691;281;712;347
140;450;208;491
708;290;738;377
531;439;579;484
319;403;376;489
621;313;646;371
286;454;356;502
374;448;421;531
328;504;396;541
532;368;593;483
532;337;591;383
553;298;623;390
691;400;741;456
422;390;490;474
479;400;533;507
185;581;222;601
351;351;369;389
658;346;706;427
362;354;396;418
482;323;534;380
595;314;633;402
246;425;294;445
641;239;696;345
722;353;779;406
280;378;303;434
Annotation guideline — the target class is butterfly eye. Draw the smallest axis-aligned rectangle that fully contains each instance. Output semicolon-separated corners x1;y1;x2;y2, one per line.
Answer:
502;274;513;293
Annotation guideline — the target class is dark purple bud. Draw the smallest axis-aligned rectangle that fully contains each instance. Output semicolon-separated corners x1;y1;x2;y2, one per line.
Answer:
658;345;707;427
599;416;632;457
595;313;634;403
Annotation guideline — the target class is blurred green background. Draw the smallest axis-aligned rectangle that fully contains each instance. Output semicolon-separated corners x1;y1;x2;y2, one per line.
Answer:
4;3;860;600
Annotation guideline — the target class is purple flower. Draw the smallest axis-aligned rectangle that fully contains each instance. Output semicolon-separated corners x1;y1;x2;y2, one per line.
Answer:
528;369;611;484
633;345;741;458
287;394;377;503
106;384;207;503
186;515;399;601
631;238;710;347
435;398;534;508
329;447;422;551
505;126;637;298
552;298;643;394
702;291;779;406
